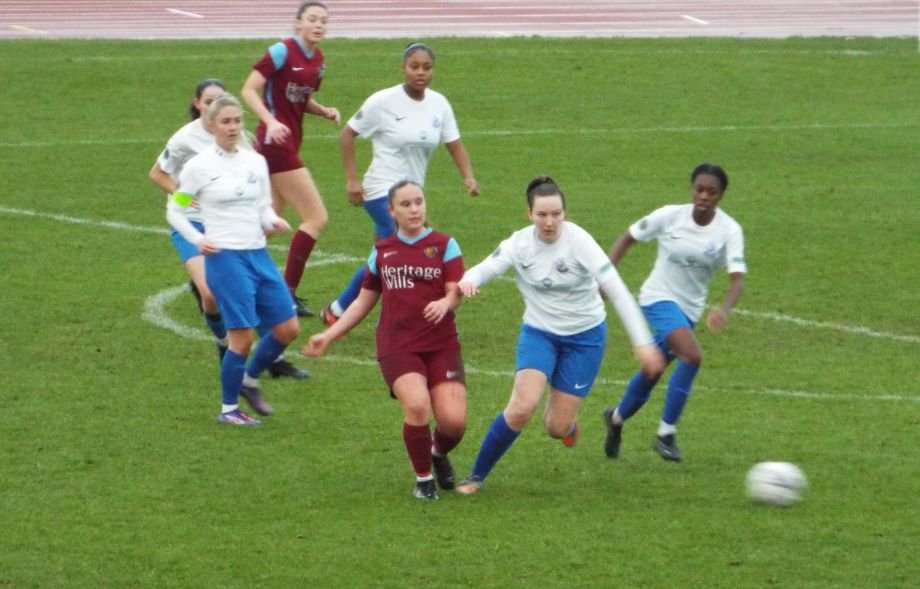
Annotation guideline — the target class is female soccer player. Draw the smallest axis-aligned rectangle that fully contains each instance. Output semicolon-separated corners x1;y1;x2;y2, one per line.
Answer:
241;1;341;317
150;78;308;380
149;78;228;357
319;42;479;326
602;164;746;462
166;95;300;426
455;176;665;495
303;181;467;501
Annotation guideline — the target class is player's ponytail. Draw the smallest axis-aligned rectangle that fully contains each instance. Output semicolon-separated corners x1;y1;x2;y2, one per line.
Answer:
525;175;567;211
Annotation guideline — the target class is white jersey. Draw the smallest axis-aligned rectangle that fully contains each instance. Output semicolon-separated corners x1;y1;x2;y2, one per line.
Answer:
156;118;214;223
463;221;651;345
168;145;278;250
630;204;746;322
348;84;460;199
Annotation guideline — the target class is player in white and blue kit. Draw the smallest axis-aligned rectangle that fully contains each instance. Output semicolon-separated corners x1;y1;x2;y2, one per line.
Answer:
603;164;746;462
167;95;299;426
455;177;665;495
319;42;479;325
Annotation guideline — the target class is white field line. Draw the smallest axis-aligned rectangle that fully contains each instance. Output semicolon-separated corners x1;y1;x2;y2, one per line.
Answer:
0;206;362;263
3;205;916;403
166;8;203;19
3;121;916;149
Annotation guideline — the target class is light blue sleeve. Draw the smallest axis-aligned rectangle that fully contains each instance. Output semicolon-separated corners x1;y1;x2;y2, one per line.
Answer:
268;42;288;71
366;247;379;275
443;237;461;262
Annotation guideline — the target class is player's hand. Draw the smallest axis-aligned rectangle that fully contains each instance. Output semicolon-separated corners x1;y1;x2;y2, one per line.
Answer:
423;298;450;324
346;179;365;206
465;177;481;197
269;218;292;234
706;308;728;332
197;239;220;256
634;343;666;380
457;280;479;297
323;107;341;125
265;119;291;144
302;333;331;357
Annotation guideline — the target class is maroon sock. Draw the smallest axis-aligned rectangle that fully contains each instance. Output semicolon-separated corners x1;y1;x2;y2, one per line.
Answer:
403;423;432;477
433;426;462;456
283;230;316;292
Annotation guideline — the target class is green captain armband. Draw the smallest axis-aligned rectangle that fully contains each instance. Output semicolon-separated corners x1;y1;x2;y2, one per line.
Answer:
172;191;194;207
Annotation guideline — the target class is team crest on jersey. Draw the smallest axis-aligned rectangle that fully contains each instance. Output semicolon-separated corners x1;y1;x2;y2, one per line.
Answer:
555;260;570;273
423;246;439;258
432;116;442;129
247;171;258;183
542;278;553;288
704;243;719;259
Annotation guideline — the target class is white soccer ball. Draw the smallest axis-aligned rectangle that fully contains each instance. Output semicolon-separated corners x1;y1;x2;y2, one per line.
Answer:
745;461;807;507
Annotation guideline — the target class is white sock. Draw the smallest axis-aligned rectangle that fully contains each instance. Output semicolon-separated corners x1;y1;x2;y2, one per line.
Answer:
416;475;434;483
330;301;344;316
612;407;624;426
243;374;259;388
221;403;238;413
657;421;677;437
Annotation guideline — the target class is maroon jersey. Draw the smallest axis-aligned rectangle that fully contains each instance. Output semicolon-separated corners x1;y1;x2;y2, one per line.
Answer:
363;229;464;359
252;37;325;152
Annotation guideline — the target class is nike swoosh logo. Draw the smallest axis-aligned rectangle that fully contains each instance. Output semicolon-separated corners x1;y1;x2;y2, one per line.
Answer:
292;67;304;71
395;116;407;121
446;370;459;379
209;175;221;181
521;263;534;269
383;251;397;258
574;383;588;390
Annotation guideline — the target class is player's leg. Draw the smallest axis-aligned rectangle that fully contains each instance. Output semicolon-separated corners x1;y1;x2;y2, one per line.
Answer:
545;322;606;447
272;167;327;315
655;327;702;462
428;349;467;491
392;370;439;500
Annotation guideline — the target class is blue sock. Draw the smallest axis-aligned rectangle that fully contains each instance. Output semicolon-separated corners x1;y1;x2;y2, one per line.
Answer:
334;266;366;313
470;413;521;481
220;350;247;406
617;371;656;420
203;312;226;341
662;361;700;425
246;334;287;379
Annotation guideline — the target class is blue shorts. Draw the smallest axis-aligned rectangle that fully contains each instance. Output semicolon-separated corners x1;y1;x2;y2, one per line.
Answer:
204;248;296;330
365;195;396;240
642;300;696;360
170;220;205;264
515;322;607;398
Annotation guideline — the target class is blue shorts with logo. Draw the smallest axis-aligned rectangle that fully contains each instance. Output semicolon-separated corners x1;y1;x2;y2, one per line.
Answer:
515;322;607;398
204;248;295;330
642;300;697;361
364;195;396;240
170;220;205;264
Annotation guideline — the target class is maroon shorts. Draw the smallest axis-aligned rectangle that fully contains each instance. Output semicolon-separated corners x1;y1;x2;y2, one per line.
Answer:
258;142;304;175
379;348;465;394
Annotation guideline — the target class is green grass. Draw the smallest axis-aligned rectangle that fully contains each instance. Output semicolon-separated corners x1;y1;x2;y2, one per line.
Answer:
1;36;918;588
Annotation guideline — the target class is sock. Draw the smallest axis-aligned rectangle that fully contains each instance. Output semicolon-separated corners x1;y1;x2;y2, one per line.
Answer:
245;334;287;380
616;370;657;421
203;312;227;341
403;423;433;477
330;300;345;317
469;413;521;481
662;361;700;425
416;475;434;483
242;373;259;388
334;265;366;315
432;426;462;456
220;350;247;406
283;230;316;293
657;421;677;437
221;403;238;413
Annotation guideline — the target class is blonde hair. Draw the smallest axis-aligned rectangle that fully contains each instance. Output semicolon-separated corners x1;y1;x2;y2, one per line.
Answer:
206;93;253;150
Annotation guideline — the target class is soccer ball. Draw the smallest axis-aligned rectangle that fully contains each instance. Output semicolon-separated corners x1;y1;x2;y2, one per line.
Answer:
745;461;807;507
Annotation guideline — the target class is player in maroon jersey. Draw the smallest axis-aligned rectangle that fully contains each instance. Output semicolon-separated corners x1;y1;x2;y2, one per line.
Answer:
241;1;341;317
303;180;467;501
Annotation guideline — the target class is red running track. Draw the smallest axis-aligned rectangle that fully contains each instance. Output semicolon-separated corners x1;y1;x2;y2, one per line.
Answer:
1;0;917;39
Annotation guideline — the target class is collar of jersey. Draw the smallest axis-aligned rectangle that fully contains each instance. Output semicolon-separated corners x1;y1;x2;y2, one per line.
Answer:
397;227;432;245
292;36;314;59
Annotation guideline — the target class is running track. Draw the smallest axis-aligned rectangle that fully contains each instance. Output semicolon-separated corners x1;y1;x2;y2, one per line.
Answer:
1;1;917;39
